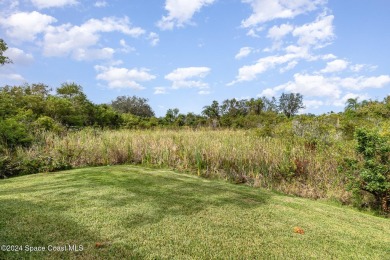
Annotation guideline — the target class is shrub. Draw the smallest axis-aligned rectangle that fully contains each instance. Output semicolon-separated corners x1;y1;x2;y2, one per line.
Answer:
341;128;390;212
33;116;63;132
0;118;33;148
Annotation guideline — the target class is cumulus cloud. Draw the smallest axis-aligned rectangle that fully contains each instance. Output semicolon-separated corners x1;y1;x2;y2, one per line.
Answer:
235;47;253;59
154;87;167;95
119;39;135;53
198;90;211;95
231;11;336;85
95;66;156;89
165;67;211;89
31;0;78;9
320;59;349;73
94;1;107;8
350;64;377;73
228;52;305;85
147;32;160;46
0;11;56;41
280;61;298;73
73;48;115;61
267;23;293;40
321;54;337;60
241;0;326;28
157;0;216;30
0;72;25;82
246;27;264;38
4;47;34;65
304;99;324;109
274;73;342;99
258;88;277;98
333;93;370;107
261;73;390;104
43;17;145;60
1;11;146;61
292;13;335;48
338;75;390;91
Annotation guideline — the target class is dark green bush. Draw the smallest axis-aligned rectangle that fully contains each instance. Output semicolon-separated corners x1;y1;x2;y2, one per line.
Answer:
0;118;33;148
341;128;390;212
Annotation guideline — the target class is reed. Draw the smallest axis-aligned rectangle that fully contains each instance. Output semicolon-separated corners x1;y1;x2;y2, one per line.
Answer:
15;128;356;201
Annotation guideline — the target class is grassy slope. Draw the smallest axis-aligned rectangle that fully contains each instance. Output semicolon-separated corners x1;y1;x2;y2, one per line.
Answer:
0;166;389;260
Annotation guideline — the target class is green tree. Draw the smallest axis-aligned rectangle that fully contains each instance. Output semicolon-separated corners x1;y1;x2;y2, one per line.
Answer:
0;118;32;148
202;101;220;128
342;128;390;212
220;98;248;117
111;95;155;117
165;108;179;124
93;104;122;128
247;98;264;115
55;83;94;126
261;96;278;112
345;97;359;112
202;100;220;119
0;39;12;65
278;93;305;118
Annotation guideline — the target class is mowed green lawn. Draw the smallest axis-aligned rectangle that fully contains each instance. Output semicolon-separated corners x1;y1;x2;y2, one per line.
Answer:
0;166;389;259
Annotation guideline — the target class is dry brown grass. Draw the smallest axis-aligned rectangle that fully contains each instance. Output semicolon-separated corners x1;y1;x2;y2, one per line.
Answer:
17;128;356;201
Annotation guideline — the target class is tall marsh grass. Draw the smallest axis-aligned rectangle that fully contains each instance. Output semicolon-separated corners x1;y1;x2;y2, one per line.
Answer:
14;128;355;201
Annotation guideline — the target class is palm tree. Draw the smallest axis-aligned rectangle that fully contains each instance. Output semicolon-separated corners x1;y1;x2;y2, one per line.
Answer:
345;98;359;111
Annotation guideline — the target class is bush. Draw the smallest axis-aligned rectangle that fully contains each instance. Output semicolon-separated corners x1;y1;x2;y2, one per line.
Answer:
0;155;19;178
0;118;33;148
33;116;63;132
341;128;390;212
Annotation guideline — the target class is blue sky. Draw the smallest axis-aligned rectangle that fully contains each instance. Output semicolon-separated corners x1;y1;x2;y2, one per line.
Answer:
1;0;389;116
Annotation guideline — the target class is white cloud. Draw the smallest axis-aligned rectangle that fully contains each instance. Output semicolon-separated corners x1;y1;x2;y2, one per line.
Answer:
73;48;115;61
320;59;349;73
119;39;135;53
321;54;337;60
280;61;298;73
350;64;377;73
0;11;56;41
157;0;216;30
43;17;145;60
228;53;304;85
350;64;364;73
4;47;34;65
235;47;253;59
241;0;326;28
165;67;211;89
1;12;146;61
198;90;211;95
267;23;293;40
333;93;370;107
4;0;19;9
258;88;277;97
147;32;160;46
154;87;167;95
0;72;25;82
338;75;390;91
31;0;78;9
292;13;335;48
275;73;342;98
304;99;324;109
246;27;264;38
94;1;107;8
264;73;390;103
95;66;156;89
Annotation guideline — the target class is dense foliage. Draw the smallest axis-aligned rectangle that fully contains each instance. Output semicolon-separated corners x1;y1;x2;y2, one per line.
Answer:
1;39;390;213
111;95;155;117
341;128;390;212
0;39;12;65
